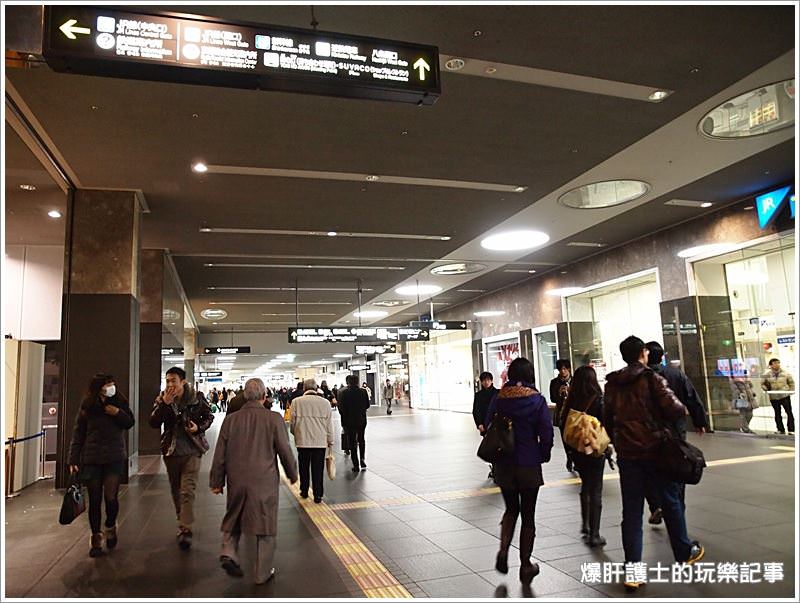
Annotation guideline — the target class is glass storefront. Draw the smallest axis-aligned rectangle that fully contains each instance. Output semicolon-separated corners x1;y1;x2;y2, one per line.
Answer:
408;329;474;411
383;354;411;406
532;327;558;392
692;232;796;433
564;271;662;380
484;334;520;385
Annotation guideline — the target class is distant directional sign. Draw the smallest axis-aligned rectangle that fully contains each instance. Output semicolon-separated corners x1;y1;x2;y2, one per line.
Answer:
288;327;429;343
161;347;184;355
195;371;223;377
355;344;398;355
43;6;440;105
203;346;251;354
409;320;468;330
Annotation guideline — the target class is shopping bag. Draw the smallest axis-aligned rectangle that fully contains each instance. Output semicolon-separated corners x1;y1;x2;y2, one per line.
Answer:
59;474;86;525
341;430;350;451
325;449;336;480
562;408;610;457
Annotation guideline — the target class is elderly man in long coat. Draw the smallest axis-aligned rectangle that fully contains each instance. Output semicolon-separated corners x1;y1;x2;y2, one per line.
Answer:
210;378;298;583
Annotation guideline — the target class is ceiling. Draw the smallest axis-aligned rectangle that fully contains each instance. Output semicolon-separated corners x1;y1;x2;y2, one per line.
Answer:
4;4;796;345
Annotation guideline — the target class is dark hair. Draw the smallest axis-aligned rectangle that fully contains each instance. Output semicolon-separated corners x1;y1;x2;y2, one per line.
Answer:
620;336;646;365
769;358;780;366
565;366;601;411
345;374;357;387
87;373;115;400
479;371;493;381
556;359;571;371
166;366;186;380
507;357;535;384
645;341;664;365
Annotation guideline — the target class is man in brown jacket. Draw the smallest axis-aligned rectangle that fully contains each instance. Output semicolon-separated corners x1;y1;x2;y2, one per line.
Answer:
604;336;704;592
210;378;298;584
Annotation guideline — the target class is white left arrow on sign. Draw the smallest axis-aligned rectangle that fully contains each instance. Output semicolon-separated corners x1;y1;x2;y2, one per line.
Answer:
60;19;91;40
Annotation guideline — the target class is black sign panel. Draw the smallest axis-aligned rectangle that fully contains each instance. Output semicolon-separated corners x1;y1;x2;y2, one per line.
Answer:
410;320;468;331
161;347;184;355
355;344;398;355
203;346;251;354
288;327;429;343
195;371;223;377
43;6;440;105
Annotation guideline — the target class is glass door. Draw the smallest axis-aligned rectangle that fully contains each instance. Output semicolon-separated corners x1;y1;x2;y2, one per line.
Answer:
532;327;558;393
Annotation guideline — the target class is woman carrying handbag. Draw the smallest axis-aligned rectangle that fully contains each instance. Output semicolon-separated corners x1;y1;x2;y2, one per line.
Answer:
68;373;135;557
560;366;608;547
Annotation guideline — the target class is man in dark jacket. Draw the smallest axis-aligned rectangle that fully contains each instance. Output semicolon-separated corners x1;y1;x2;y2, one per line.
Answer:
337;375;371;472
473;371;498;480
644;341;708;523
150;366;214;550
549;359;574;472
604;336;703;591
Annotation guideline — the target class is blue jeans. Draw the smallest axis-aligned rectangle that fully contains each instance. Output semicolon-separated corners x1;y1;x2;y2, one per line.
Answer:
617;458;692;563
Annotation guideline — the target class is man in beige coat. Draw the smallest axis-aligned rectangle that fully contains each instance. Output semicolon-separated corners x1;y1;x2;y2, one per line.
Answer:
210;378;298;583
290;378;335;503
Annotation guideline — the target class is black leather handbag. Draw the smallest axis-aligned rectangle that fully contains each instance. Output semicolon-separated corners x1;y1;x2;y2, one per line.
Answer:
59;474;87;525
477;413;515;463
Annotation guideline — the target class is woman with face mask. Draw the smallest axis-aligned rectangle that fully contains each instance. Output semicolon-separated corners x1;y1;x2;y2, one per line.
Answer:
68;373;135;557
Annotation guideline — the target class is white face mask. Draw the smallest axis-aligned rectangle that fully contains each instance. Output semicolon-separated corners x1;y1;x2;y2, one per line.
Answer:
103;384;116;398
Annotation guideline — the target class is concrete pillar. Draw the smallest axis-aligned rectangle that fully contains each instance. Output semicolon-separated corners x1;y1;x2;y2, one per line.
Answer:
138;249;166;455
57;189;141;487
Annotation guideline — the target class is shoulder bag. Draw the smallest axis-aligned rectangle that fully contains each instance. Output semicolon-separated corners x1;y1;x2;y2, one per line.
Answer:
59;473;87;525
477;413;515;463
562;397;610;458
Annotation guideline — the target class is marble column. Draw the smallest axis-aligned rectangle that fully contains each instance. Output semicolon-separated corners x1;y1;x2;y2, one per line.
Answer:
57;189;141;487
138;249;166;455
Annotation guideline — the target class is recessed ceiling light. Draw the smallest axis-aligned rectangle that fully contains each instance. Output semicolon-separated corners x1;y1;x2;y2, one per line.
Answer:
485;66;497;74
372;300;411;307
700;202;713;208
353;310;388;319
481;230;550;251
430;262;486;276
699;79;794;138
445;57;466;71
192;162;208;173
19;184;36;191
395;284;443;296
665;199;712;208
559;180;650;209
327;231;338;237
566;242;607;248
648;89;672;102
47;210;62;219
200;308;228;320
546;287;583;297
676;243;738;258
743;205;755;211
514;186;526;193
365;174;380;182
474;310;505;317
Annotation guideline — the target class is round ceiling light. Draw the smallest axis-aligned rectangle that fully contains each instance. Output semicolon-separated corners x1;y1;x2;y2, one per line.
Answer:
430;262;486;276
444;57;466;71
192;162;208;173
648;89;672;102
699;79;795;139
676;243;738;259
47;210;62;219
480;230;550;252
558;180;650;209
395;284;443;296
200;308;228;320
373;300;411;307
474;310;505;317
546;287;584;297
353;310;388;319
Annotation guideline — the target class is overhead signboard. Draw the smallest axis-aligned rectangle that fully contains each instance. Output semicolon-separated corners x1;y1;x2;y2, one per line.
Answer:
288;326;429;343
203;346;251;354
348;364;369;371
43;6;440;105
409;320;468;330
195;371;223;377
355;344;398;355
161;347;184;355
755;185;792;229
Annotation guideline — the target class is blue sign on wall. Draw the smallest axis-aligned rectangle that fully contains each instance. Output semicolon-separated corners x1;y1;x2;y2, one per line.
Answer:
756;186;792;228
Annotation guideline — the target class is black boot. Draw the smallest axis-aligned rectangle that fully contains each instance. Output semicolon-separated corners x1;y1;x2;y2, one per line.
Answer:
519;526;539;584
579;491;590;540
588;503;606;547
495;513;516;574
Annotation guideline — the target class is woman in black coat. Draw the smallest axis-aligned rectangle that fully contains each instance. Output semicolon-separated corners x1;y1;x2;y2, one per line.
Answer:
68;373;135;557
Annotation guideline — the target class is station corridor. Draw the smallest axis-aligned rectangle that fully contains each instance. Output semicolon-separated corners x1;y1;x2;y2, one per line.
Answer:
4;406;795;598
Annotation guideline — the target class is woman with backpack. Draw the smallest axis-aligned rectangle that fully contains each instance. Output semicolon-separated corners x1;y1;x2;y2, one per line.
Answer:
559;365;607;547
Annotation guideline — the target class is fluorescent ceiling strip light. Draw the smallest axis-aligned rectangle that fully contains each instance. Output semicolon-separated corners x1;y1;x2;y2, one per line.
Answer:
207;287;373;292
177;252;442;262
204;263;405;270
566;242;608;248
200;227;451;241
204;165;526;193
260;313;337;316
209;301;352;306
457;289;487;292
440;55;672;102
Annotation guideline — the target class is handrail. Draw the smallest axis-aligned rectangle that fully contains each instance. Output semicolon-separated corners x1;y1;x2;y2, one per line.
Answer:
4;430;45;446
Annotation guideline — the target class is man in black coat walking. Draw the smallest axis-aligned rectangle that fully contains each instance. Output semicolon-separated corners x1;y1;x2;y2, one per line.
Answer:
472;371;498;480
337;375;371;472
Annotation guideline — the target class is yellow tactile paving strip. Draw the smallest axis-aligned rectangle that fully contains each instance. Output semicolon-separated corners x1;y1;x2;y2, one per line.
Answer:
282;477;413;599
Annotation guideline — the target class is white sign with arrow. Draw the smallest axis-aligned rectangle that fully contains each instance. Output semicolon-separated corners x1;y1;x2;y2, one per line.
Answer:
59;19;91;40
413;57;430;81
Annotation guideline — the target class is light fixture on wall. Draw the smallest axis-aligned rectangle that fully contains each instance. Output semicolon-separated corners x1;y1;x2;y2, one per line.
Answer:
676;243;738;258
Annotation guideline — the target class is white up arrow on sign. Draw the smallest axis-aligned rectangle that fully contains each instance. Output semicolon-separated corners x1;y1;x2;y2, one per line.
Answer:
413;58;430;81
59;19;91;40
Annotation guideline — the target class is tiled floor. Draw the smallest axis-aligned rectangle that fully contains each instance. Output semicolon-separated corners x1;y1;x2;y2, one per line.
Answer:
4;404;796;598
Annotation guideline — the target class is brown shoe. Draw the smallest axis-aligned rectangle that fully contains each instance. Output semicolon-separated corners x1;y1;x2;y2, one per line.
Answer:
105;525;118;550
90;533;104;557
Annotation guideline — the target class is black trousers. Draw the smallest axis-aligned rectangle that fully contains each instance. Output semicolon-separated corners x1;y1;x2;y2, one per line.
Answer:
347;426;366;468
771;397;794;433
573;453;604;504
298;448;326;498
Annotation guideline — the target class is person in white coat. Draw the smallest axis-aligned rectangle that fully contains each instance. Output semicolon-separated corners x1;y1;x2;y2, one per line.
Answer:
290;378;334;503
